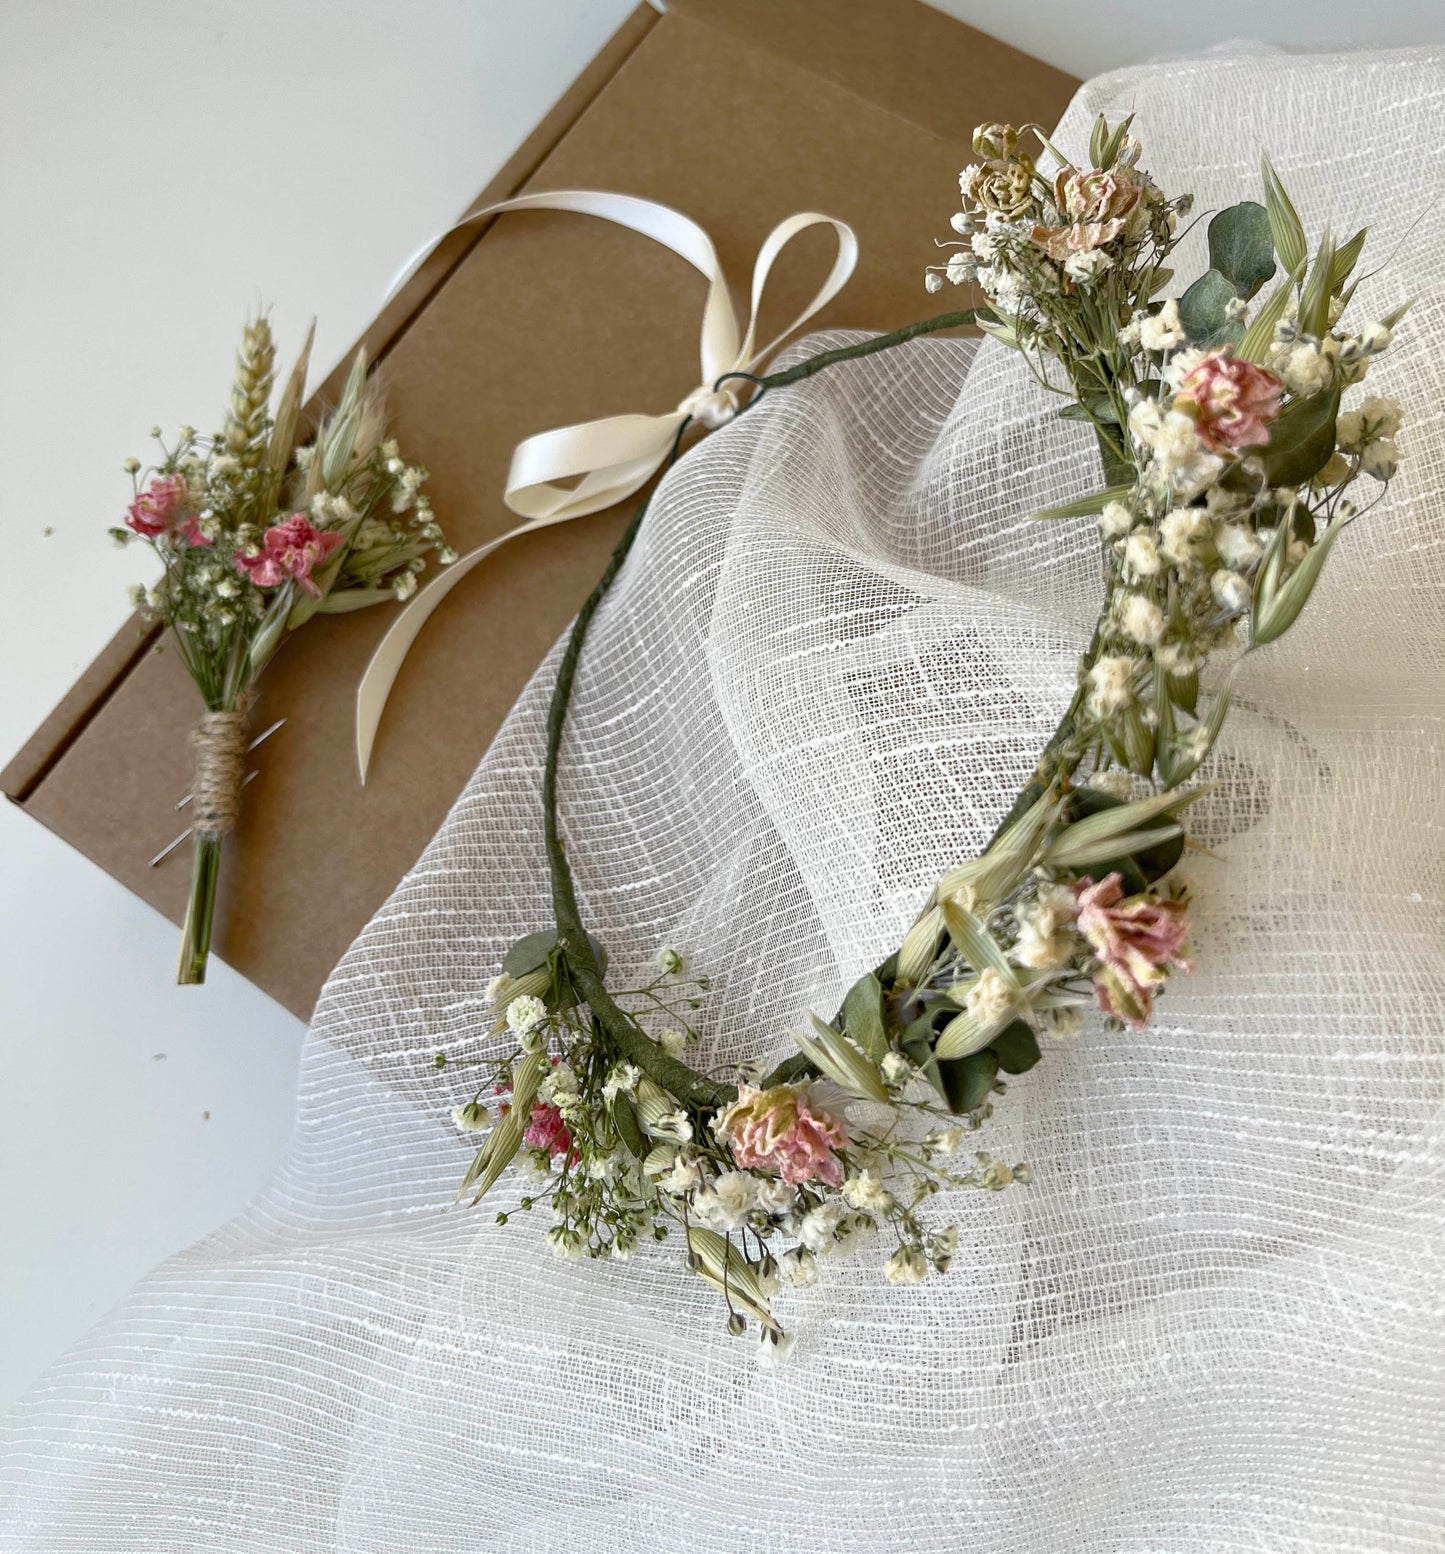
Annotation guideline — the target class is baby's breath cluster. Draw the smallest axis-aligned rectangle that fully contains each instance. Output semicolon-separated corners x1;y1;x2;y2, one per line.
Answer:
452;119;1409;1353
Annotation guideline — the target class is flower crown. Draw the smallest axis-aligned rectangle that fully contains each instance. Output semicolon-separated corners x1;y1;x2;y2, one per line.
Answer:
444;116;1407;1361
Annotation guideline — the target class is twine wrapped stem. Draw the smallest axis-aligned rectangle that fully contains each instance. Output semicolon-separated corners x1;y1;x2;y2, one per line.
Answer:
177;701;251;985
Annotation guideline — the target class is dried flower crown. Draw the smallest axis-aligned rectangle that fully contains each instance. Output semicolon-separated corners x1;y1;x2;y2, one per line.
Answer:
445;116;1408;1360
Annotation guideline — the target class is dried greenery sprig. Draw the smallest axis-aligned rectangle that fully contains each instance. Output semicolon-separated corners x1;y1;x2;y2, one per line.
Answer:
452;121;1408;1357
114;317;455;983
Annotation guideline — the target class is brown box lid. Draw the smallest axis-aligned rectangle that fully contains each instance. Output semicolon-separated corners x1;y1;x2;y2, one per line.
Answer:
2;0;1077;1020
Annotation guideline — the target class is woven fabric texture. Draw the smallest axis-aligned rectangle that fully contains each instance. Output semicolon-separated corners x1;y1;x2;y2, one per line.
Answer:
4;43;1444;1552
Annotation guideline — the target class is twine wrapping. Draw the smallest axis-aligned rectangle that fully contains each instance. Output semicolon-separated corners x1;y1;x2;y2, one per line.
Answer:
188;707;249;836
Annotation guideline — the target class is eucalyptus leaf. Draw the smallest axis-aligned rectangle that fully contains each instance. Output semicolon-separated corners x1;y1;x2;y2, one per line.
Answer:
610;1094;648;1160
1208;201;1276;299
501;928;607;980
989;1022;1042;1075
501;929;560;979
841;972;889;1062
1255;386;1341;487
1178;269;1242;348
934;1049;999;1114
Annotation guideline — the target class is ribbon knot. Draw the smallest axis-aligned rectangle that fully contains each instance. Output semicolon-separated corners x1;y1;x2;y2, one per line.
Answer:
356;190;859;781
676;382;739;430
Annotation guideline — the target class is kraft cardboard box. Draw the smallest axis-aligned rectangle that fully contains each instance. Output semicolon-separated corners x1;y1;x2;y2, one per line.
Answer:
2;0;1078;1019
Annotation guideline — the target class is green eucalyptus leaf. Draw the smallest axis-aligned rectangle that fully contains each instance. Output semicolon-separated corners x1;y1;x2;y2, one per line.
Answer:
900;1017;947;1104
1178;269;1242;347
989;1021;1042;1075
1255;386;1341;487
842;971;889;1062
501;928;607;980
610;1094;648;1160
934;1049;999;1114
1208;201;1276;300
501;929;559;978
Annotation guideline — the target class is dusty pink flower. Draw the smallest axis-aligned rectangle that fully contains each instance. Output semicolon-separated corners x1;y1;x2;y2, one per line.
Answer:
1031;167;1142;259
175;515;212;548
717;1083;850;1187
125;474;188;537
1075;872;1192;1030
1174;351;1283;454
235;513;342;596
522;1101;573;1161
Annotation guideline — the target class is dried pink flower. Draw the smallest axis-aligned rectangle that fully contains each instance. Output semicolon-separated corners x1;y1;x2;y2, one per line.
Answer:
175;515;212;548
1031;167;1142;260
235;513;342;596
1174;351;1283;454
522;1101;573;1161
1075;872;1192;1030
717;1083;851;1187
125;474;188;538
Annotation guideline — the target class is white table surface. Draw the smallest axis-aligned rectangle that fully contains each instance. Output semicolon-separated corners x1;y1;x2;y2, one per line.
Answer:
4;0;1442;1415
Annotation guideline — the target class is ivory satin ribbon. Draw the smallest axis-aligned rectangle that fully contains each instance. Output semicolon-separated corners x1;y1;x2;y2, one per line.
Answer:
355;190;858;781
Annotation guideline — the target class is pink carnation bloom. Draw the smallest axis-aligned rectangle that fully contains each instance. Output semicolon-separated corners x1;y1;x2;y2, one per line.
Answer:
235;513;342;596
175;515;212;548
522;1101;573;1161
125;474;188;538
717;1083;850;1187
1075;872;1193;1031
1174;351;1283;455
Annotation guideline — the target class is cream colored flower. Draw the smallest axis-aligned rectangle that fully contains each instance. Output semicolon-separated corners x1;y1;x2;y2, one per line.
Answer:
1086;655;1136;719
883;1246;928;1285
1211;569;1251;615
1119;593;1165;646
1360;438;1399;480
1214;522;1263;571
1099;500;1136;540
1139;299;1185;352
1159;507;1214;569
1124;529;1162;577
965;966;1020;1030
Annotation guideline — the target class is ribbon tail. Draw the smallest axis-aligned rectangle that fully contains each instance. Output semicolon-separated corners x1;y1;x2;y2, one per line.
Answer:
356;515;573;783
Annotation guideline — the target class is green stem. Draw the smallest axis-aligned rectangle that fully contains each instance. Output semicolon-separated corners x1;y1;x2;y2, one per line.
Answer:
750;309;981;389
543;437;735;1112
177;831;222;985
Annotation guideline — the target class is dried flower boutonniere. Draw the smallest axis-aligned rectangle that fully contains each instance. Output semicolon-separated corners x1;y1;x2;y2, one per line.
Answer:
113;318;454;983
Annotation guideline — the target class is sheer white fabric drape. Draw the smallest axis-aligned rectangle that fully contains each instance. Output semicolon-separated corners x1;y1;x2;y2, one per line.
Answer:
4;43;1443;1552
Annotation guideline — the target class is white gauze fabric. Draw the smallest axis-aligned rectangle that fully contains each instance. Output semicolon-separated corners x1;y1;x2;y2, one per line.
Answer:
4;43;1445;1553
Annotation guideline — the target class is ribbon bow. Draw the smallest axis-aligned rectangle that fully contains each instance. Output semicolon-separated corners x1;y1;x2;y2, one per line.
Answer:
356;189;858;780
